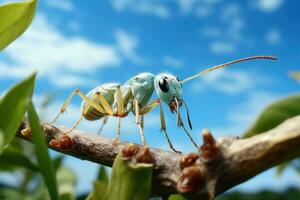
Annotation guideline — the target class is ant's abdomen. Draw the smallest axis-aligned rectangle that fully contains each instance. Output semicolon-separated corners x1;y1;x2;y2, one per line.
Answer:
81;83;118;121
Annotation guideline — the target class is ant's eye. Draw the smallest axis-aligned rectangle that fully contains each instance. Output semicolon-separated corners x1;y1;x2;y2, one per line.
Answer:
159;78;169;92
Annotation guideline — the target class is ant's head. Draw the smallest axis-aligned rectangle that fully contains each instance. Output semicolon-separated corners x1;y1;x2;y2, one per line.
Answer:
154;73;183;112
153;55;277;130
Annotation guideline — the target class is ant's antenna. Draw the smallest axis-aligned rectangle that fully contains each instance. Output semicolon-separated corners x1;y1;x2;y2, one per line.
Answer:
180;55;277;84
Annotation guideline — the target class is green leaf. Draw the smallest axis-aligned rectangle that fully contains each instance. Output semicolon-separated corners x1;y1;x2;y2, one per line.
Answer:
85;166;109;200
244;95;300;137
53;155;64;171
28;102;58;200
88;181;108;200
276;162;290;176
0;0;37;50
57;166;76;200
105;154;153;200
32;183;51;200
0;187;31;200
85;193;94;200
0;130;3;152
0;73;36;154
169;194;187;200
0;146;39;171
97;165;109;184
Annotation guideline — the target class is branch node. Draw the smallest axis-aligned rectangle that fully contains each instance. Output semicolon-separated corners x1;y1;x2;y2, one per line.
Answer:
121;143;140;159
199;129;220;160
137;146;154;164
21;127;32;138
49;134;76;151
177;165;204;194
121;144;154;164
180;153;199;169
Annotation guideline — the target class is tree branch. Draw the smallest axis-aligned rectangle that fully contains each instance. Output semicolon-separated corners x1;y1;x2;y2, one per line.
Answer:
17;115;300;199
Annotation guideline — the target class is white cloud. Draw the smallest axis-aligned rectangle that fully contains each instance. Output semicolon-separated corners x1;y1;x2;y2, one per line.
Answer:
68;21;81;32
48;74;98;88
221;4;245;43
195;5;213;17
200;3;251;54
163;55;184;69
191;69;253;95
221;4;240;21
211;91;279;136
178;0;197;14
265;29;281;45
0;63;30;78
4;15;120;75
210;41;235;54
111;0;170;19
5;15;119;72
227;91;279;124
0;14;145;88
256;0;284;12
190;64;276;96
115;30;145;65
200;26;222;38
45;0;74;12
177;0;223;17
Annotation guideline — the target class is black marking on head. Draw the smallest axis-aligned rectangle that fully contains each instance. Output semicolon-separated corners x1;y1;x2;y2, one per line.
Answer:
159;78;169;92
176;77;182;87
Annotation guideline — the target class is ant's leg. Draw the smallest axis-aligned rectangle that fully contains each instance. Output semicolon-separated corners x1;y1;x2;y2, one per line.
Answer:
116;85;125;116
113;117;121;145
141;115;144;130
177;112;198;149
134;99;146;146
159;102;181;154
173;99;198;149
66;93;102;134
97;116;109;135
51;89;105;123
140;99;160;115
95;92;113;115
111;86;127;145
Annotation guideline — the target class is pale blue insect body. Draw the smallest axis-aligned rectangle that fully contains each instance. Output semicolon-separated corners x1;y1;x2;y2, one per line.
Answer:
79;71;190;153
53;55;276;153
123;72;155;110
82;72;184;120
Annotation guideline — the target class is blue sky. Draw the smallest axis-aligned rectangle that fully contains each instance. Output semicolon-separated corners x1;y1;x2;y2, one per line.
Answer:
0;0;300;195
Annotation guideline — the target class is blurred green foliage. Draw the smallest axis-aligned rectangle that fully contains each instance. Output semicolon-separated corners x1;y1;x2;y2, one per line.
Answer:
86;154;153;200
0;73;35;153
218;188;300;200
244;95;300;137
0;0;36;50
28;102;58;200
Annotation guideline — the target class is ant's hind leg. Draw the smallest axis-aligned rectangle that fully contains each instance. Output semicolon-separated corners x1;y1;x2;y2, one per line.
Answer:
50;89;105;124
65;93;105;134
113;117;121;145
97;116;109;135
